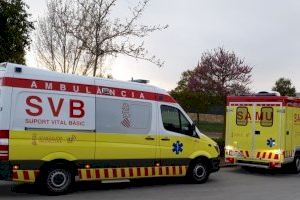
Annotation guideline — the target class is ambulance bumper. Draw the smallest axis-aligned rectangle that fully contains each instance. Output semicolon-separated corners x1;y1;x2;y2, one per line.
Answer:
236;160;281;169
0;161;11;181
210;158;220;172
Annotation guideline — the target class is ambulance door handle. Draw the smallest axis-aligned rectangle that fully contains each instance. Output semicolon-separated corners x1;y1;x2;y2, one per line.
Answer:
255;131;260;135
145;136;155;140
161;137;170;141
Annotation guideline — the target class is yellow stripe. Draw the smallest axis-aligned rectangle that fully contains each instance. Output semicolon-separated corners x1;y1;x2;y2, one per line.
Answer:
13;170;37;183
28;171;35;181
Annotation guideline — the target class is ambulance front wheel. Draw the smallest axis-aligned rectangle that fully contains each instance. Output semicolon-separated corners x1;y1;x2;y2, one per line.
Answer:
39;165;74;195
187;159;209;184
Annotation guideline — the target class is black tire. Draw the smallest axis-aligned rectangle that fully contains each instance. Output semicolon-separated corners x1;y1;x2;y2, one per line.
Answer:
291;156;300;174
38;165;74;195
187;159;209;184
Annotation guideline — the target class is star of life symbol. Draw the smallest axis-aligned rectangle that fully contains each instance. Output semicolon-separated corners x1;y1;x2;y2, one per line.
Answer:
172;141;183;154
267;138;275;147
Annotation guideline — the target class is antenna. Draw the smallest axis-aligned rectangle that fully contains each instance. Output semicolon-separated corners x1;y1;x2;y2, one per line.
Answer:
130;78;149;84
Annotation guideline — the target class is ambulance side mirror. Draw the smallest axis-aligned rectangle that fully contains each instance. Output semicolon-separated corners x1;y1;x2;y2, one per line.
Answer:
191;122;196;132
190;122;199;138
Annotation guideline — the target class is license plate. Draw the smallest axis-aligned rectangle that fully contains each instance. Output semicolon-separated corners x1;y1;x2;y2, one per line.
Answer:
231;151;243;158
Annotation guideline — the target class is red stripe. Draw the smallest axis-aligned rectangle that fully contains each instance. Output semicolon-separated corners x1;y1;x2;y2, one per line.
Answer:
179;166;183;174
256;152;261;158
129;168;134;177
104;169;109;178
113;168;117;178
0;155;8;160
166;167;169;175
227;96;286;106
34;170;39;178
12;171;18;179
86;169;91;179
268;153;273;159
152;167;156;176
2;77;176;103
137;168;141;176
262;152;266;158
245;151;249;157
173;166;176;175
144;168;148;177
0;146;8;151
121;168;126;177
0;130;9;138
274;154;279;160
159;167;163;175
23;171;29;180
95;169;100;179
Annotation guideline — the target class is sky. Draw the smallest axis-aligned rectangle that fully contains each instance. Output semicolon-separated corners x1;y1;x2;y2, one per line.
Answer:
24;0;300;92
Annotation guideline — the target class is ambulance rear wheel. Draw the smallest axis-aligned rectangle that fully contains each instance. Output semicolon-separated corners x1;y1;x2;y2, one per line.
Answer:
292;157;300;173
187;159;209;184
39;165;74;195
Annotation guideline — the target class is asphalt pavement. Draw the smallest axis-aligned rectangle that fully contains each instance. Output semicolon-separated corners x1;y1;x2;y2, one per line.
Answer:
1;167;300;200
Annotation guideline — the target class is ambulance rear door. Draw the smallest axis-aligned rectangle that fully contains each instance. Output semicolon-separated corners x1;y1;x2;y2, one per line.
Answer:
227;102;255;159
253;103;283;162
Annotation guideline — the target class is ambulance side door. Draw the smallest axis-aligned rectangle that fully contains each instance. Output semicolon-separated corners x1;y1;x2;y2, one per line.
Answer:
158;103;197;166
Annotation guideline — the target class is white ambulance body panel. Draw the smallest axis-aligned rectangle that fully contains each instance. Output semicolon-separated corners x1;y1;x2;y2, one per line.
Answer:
0;62;175;133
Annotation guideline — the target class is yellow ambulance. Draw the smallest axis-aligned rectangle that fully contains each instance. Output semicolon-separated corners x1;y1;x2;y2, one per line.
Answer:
225;92;300;171
0;63;219;194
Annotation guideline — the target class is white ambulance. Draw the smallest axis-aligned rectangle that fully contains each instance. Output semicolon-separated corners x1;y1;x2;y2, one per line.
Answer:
0;63;219;194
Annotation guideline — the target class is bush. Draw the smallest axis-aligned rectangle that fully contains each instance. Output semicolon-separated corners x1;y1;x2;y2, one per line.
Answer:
196;121;224;133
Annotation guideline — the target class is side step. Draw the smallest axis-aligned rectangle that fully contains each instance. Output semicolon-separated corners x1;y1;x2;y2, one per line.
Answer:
236;163;269;169
101;179;130;183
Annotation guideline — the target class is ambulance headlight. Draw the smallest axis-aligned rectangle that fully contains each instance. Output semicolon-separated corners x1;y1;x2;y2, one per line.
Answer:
225;145;234;150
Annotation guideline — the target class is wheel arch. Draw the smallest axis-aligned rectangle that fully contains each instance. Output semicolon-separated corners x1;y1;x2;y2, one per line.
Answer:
188;155;212;172
38;159;78;180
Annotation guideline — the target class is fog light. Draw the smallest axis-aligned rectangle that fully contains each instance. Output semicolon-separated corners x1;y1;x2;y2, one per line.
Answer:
85;164;91;169
13;165;19;170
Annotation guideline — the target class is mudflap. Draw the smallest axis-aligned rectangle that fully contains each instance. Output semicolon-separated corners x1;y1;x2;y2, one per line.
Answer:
0;161;11;181
210;158;220;173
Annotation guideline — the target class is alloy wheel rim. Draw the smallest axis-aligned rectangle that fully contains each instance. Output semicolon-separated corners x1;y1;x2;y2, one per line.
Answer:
47;170;69;191
193;164;206;180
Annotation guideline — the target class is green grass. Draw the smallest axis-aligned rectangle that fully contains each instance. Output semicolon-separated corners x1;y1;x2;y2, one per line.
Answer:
196;121;224;133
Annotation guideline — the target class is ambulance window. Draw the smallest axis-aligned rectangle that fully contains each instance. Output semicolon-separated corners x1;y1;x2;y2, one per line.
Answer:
96;98;152;134
260;107;273;127
236;107;248;126
0;63;6;71
161;105;194;136
161;105;181;133
180;112;194;136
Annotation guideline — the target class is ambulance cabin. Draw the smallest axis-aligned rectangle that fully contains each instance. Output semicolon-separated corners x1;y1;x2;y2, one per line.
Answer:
225;91;300;171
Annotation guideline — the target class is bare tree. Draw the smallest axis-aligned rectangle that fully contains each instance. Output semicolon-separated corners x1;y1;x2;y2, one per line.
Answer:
35;0;168;77
36;0;84;74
